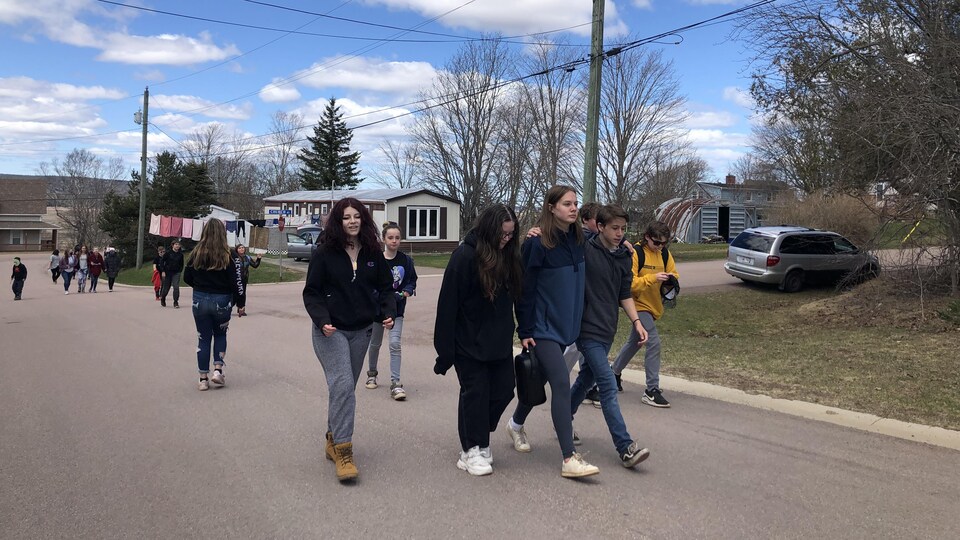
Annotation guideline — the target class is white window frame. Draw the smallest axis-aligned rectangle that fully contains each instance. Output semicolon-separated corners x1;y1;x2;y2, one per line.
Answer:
307;203;314;216
294;203;301;216
321;204;329;215
406;207;440;240
10;230;23;245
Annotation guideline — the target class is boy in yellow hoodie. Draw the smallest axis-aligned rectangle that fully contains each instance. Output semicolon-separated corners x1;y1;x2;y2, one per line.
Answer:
610;221;679;407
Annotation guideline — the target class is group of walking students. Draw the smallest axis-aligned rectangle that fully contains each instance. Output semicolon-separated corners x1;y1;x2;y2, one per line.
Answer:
291;187;678;483
48;245;121;294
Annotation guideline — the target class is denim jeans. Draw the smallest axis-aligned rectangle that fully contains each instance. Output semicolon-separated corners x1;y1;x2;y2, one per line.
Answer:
89;274;100;292
192;291;233;373
61;271;73;292
611;311;660;391
367;316;404;382
570;339;633;455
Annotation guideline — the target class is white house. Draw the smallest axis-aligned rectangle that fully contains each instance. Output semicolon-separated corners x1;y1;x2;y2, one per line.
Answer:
263;189;461;251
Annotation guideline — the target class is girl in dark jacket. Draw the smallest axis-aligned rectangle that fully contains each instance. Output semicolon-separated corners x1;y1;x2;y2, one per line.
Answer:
103;248;121;291
434;205;522;476
302;198;396;483
232;244;261;317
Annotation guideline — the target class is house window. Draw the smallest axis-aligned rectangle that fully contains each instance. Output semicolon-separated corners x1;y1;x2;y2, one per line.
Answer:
307;204;314;216
10;230;23;245
407;207;440;239
294;203;301;216
281;203;289;213
321;204;328;215
745;192;752;202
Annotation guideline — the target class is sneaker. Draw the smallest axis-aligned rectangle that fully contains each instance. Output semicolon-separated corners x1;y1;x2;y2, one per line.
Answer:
620;441;650;468
364;370;378;389
561;452;599;478
457;446;493;476
585;386;601;408
155;296;160;301
479;447;493;465
505;423;531;453
64;290;69;295
573;430;582;446
615;373;623;392
210;369;225;386
198;378;209;391
160;299;166;307
174;303;179;309
390;382;406;401
642;388;671;408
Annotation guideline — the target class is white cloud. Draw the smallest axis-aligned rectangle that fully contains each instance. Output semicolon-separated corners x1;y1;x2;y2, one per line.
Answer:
97;32;240;66
151;94;253;120
685;110;738;129
259;81;302;104
686;128;749;148
292;57;437;98
722;86;754;109
632;0;653;8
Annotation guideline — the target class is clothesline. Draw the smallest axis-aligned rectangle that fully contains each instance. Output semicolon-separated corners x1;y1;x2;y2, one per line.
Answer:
148;214;272;250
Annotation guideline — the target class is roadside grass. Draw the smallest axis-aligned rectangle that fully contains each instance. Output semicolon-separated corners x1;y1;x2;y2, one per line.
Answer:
115;259;305;286
875;219;946;248
610;282;960;431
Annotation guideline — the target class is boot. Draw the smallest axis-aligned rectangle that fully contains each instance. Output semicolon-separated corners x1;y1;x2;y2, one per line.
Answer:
325;431;335;462
332;442;358;481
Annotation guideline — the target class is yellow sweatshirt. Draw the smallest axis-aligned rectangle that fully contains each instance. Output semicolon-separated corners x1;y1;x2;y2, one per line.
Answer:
630;245;679;320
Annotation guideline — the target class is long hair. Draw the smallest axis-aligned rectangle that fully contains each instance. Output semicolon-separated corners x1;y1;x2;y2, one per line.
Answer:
190;219;231;271
537;184;583;249
321;198;381;252
471;205;522;301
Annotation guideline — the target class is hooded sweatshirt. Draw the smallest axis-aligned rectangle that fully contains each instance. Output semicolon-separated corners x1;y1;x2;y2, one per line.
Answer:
630;244;679;320
579;235;633;344
515;227;585;346
12;261;27;280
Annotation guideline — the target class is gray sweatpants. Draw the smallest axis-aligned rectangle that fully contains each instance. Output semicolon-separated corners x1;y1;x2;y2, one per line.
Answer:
311;324;374;444
610;311;661;391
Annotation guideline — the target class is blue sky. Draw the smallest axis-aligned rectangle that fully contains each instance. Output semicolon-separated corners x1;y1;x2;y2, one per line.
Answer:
0;0;759;183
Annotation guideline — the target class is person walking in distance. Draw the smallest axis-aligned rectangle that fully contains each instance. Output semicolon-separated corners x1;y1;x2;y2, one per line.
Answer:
160;240;184;308
434;205;522;477
232;244;261;317
103;247;121;291
365;222;418;401
75;245;89;293
11;256;27;300
49;249;61;284
87;247;104;293
506;185;600;479
302;198;396;482
152;244;165;301
610;220;679;408
59;249;76;295
569;205;651;468
183;219;244;392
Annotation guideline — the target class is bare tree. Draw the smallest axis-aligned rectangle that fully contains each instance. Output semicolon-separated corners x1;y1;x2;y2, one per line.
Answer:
412;38;514;232
490;87;540;226
258;110;304;196
370;140;422;189
182;124;262;217
596;47;690;209
40;148;125;248
750;115;836;193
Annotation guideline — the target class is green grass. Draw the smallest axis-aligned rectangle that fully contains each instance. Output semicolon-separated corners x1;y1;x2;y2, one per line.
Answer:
875;219;947;248
609;286;960;431
409;253;452;268
114;260;304;286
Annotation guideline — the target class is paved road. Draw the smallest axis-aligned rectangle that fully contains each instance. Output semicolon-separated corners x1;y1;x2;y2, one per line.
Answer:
2;252;958;539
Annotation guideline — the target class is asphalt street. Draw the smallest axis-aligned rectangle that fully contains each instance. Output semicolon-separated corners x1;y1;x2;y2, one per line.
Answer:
2;252;958;539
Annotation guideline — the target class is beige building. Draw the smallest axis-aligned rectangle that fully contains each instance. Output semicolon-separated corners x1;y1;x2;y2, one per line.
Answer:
0;174;60;252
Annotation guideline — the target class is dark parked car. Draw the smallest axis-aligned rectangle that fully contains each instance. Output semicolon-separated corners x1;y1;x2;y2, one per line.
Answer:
724;226;880;292
286;225;322;261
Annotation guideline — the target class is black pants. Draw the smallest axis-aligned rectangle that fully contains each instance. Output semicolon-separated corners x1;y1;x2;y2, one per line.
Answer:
453;356;515;451
160;271;180;304
108;276;116;290
12;279;24;298
51;268;60;283
511;339;576;458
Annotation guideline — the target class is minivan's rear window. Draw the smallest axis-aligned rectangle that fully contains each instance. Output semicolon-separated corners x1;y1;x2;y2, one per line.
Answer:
731;232;774;253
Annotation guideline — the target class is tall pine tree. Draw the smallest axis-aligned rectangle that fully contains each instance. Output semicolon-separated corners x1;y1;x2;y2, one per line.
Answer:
298;98;363;190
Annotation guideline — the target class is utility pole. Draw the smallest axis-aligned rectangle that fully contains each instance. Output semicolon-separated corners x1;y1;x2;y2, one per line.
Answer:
134;87;149;269
582;0;605;204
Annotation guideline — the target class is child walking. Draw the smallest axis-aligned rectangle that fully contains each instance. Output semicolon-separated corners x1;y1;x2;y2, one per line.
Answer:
365;222;418;400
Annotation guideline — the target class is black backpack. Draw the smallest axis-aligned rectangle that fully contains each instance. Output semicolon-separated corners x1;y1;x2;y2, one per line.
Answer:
635;243;670;270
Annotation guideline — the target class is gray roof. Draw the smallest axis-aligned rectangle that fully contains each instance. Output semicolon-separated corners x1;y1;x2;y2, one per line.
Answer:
264;188;460;205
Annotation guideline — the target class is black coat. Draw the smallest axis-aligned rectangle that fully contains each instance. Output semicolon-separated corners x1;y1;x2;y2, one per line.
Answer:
104;251;121;278
302;243;396;332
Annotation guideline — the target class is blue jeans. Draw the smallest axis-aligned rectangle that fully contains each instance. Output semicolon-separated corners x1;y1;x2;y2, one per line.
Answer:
570;339;633;455
192;291;233;373
367;316;404;382
61;271;73;292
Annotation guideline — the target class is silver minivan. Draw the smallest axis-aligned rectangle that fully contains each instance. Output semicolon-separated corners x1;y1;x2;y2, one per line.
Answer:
724;226;880;292
286;225;322;261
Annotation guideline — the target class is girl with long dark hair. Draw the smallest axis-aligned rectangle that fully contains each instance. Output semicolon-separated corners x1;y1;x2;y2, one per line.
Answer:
434;205;523;476
303;198;396;482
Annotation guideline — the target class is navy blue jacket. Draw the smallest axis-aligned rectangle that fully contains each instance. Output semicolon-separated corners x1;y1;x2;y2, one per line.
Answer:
515;227;585;346
579;235;633;343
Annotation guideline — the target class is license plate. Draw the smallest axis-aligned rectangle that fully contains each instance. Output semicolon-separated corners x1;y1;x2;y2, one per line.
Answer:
737;256;753;265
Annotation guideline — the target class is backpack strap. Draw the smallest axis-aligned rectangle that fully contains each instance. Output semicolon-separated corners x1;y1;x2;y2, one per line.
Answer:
634;243;670;271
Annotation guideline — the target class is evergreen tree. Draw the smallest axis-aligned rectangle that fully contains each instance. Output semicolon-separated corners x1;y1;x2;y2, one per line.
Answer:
297;98;363;190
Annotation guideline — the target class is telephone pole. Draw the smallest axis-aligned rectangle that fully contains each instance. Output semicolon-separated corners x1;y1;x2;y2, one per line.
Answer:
134;87;149;269
582;0;605;204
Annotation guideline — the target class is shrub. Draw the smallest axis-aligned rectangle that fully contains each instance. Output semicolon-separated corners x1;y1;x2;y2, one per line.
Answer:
765;191;879;246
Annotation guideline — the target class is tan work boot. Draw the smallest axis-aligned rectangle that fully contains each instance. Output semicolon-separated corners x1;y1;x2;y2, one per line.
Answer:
325;431;335;462
332;442;358;481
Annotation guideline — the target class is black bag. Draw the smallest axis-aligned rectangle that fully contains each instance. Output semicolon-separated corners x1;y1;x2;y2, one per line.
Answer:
514;348;547;406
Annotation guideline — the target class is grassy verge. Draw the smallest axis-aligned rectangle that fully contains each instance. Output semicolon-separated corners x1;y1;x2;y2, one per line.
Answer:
115;261;305;286
610;284;960;430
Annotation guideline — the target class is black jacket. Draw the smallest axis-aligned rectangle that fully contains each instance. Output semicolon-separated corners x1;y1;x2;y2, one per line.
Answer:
302;243;396;332
12;263;27;280
434;232;516;374
162;250;184;274
579;235;633;344
104;251;121;277
183;258;244;298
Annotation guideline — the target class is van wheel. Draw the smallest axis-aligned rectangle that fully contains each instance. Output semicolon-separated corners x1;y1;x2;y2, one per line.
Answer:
294;257;302;262
781;270;804;293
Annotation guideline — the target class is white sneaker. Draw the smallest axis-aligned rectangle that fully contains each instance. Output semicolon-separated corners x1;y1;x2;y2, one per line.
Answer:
479;447;493;465
457;446;493;476
198;378;209;391
505;423;531;453
210;369;224;386
561;452;599;478
64;290;69;295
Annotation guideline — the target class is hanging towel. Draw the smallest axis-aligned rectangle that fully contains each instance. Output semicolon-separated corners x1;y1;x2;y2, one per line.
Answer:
227;229;237;247
171;217;184;238
191;219;204;241
159;216;173;237
249;219;266;228
149;214;161;235
181;218;194;239
225;221;237;233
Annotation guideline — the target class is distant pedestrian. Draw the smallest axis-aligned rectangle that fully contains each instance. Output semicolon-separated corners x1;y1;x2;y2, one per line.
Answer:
76;245;89;293
11;256;27;300
152;244;165;301
88;247;104;293
434;205;522;477
160;240;184;308
49;249;61;283
365;222;417;400
232;244;261;317
183;219;244;392
104;247;121;291
302;197;396;482
59;250;76;295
